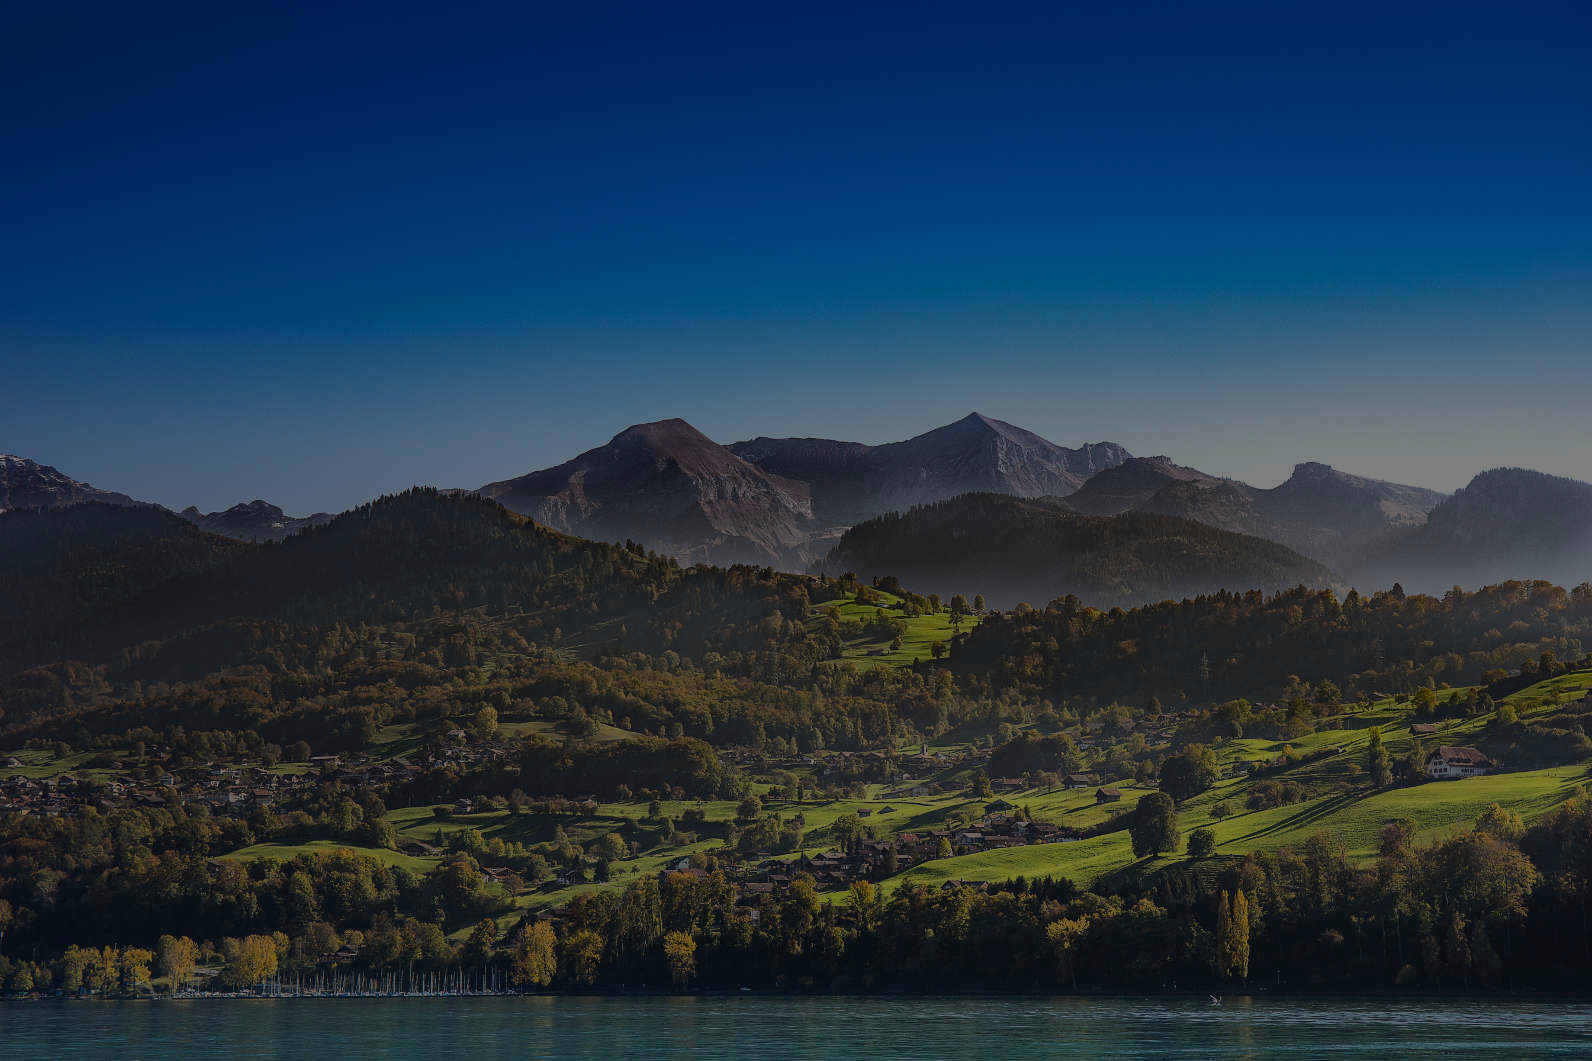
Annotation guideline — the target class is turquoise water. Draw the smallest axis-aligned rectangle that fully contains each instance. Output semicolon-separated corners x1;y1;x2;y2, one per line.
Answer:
4;996;1592;1058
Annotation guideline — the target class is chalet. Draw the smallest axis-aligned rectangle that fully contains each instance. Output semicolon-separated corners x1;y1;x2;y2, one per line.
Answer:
1410;723;1440;737
1096;787;1123;804
1426;746;1492;780
1063;773;1097;789
985;799;1016;813
992;778;1025;793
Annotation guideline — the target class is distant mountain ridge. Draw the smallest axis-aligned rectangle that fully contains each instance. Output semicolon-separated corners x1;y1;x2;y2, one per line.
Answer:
179;500;333;542
479;413;1133;566
1062;455;1220;516
731;412;1131;525
1351;467;1592;592
0;453;335;545
0;455;143;513
23;431;1590;602
1135;461;1447;569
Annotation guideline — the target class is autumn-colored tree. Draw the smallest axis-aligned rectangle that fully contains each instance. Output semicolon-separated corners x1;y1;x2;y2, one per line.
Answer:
1217;890;1251;980
662;931;696;987
120;948;154;992
59;946;90;993
224;935;279;989
10;963;35;994
562;929;605;986
1045;916;1089;990
1230;890;1251;979
511;921;558;988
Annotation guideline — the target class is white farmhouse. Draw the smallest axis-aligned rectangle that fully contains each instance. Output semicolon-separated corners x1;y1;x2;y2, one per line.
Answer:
1425;745;1492;780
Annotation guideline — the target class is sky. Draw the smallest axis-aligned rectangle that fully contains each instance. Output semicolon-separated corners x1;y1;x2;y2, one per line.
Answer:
3;1;1589;514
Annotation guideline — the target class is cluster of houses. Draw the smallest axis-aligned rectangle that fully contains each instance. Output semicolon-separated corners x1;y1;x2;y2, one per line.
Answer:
0;749;432;821
663;807;1077;899
0;771;93;817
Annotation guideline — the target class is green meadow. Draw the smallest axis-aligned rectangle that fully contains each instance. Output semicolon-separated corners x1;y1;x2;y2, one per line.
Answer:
811;587;984;668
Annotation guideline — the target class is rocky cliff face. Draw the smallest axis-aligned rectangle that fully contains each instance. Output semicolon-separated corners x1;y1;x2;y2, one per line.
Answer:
478;419;818;566
0;455;142;513
179;500;332;542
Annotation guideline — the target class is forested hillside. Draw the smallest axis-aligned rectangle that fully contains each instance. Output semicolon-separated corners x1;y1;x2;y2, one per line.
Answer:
822;492;1338;609
951;579;1592;708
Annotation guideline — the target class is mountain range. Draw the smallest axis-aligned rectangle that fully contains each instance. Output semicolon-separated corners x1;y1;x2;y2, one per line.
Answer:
729;413;1130;525
1059;455;1449;571
178;501;334;543
7;415;1591;606
478;412;1130;566
1354;468;1592;592
1;455;329;543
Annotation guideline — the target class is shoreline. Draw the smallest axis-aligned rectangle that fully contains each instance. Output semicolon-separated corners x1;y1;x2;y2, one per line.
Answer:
10;987;1592;1003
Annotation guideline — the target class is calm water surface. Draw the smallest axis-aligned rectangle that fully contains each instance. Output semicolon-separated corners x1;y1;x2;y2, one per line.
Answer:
3;995;1590;1059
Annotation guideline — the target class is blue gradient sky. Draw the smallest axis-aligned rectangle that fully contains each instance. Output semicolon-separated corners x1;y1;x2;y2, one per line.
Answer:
4;1;1589;514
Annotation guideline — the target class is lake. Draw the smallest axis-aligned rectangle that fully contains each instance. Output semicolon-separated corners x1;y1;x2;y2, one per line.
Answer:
4;995;1592;1058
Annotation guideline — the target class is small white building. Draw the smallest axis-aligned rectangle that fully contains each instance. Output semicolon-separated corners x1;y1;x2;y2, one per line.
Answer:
1426;745;1492;780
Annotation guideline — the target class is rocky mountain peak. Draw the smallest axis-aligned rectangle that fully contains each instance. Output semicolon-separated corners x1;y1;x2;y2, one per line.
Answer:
477;419;816;567
0;455;142;513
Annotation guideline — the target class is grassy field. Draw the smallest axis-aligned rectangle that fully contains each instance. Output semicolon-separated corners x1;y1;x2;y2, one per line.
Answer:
812;588;983;668
888;760;1590;892
219;840;437;873
497;719;639;743
0;747;134;780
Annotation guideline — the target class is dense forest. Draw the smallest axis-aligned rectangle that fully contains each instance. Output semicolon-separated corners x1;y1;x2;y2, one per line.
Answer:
953;580;1592;709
